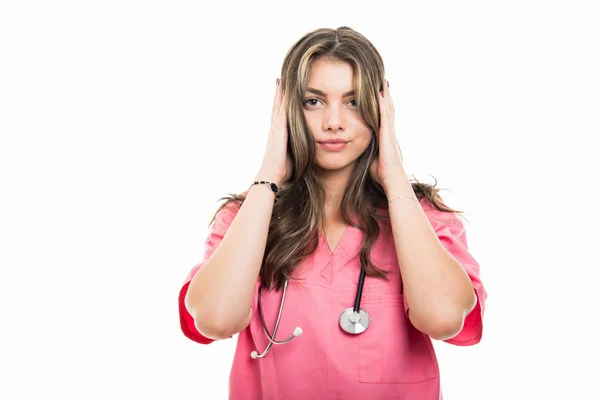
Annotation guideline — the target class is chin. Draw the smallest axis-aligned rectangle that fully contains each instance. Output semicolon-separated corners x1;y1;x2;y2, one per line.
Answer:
314;158;354;172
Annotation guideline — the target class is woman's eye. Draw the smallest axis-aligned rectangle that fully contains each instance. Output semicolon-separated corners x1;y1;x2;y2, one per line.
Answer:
304;98;320;107
303;98;358;107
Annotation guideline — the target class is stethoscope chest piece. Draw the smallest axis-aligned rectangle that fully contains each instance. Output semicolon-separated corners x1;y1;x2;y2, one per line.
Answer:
339;307;370;334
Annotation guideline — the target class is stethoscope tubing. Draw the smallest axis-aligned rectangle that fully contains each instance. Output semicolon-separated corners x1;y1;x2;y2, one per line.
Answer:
353;269;367;313
251;267;369;359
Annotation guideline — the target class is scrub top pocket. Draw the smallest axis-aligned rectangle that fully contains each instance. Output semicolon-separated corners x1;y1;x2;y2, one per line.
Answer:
357;293;438;384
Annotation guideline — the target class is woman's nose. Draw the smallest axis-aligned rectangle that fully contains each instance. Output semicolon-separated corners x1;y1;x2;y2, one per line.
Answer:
324;107;344;131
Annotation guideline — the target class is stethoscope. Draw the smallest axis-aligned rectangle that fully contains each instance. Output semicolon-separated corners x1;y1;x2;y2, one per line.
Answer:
250;268;370;359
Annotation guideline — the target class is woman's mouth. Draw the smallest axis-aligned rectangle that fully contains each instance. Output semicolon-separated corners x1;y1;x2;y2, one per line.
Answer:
318;141;348;152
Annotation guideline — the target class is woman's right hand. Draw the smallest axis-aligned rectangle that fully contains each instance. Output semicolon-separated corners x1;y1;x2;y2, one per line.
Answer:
256;78;293;186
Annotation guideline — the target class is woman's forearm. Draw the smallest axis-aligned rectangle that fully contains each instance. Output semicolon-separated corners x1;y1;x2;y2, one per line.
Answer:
383;168;476;340
185;172;280;339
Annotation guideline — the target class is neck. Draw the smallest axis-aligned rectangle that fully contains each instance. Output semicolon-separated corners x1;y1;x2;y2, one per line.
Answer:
318;166;352;225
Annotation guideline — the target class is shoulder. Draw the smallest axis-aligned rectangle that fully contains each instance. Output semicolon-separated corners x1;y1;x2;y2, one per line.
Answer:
210;196;244;231
377;197;464;231
420;198;463;226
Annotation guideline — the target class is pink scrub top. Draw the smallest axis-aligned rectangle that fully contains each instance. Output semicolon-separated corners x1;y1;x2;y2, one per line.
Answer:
178;199;486;400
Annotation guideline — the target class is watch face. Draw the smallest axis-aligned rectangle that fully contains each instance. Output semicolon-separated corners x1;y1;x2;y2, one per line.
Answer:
269;183;279;193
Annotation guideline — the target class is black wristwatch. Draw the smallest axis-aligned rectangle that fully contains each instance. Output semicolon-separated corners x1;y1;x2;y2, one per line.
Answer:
251;180;281;203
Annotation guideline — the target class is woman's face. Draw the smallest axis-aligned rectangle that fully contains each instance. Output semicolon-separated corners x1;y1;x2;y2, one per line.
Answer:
302;58;373;173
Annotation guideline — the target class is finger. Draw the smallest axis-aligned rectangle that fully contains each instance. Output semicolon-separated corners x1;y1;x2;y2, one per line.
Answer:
380;79;393;117
279;89;287;120
379;80;387;101
385;79;395;114
378;83;387;116
280;86;286;112
269;79;282;135
271;90;287;136
273;78;281;109
382;79;390;103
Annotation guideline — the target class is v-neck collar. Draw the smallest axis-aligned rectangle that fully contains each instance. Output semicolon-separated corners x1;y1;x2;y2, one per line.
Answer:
316;224;361;285
328;225;350;255
318;225;350;255
317;212;364;256
317;225;352;256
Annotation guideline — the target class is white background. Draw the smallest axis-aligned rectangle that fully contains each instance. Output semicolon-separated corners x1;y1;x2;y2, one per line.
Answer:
1;1;599;399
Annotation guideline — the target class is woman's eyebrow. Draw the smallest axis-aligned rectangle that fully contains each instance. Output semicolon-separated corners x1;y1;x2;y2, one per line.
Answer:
306;87;355;97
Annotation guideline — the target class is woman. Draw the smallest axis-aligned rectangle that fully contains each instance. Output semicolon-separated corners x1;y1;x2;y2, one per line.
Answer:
179;26;486;400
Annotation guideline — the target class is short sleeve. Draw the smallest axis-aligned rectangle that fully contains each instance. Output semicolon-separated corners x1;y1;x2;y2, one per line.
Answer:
418;204;487;346
178;202;241;344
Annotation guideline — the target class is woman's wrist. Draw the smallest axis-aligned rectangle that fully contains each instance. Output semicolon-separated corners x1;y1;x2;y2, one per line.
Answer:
254;169;284;187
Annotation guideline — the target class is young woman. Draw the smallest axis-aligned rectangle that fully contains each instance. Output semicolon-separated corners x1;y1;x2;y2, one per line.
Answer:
179;26;486;400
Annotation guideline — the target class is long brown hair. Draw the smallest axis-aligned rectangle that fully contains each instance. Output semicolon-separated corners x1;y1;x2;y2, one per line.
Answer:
210;26;462;291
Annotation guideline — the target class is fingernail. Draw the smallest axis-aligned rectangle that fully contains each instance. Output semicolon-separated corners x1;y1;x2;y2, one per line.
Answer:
276;78;280;86
380;91;384;98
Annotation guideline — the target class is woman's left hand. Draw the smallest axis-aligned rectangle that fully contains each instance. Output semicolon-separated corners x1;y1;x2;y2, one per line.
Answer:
369;80;406;190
